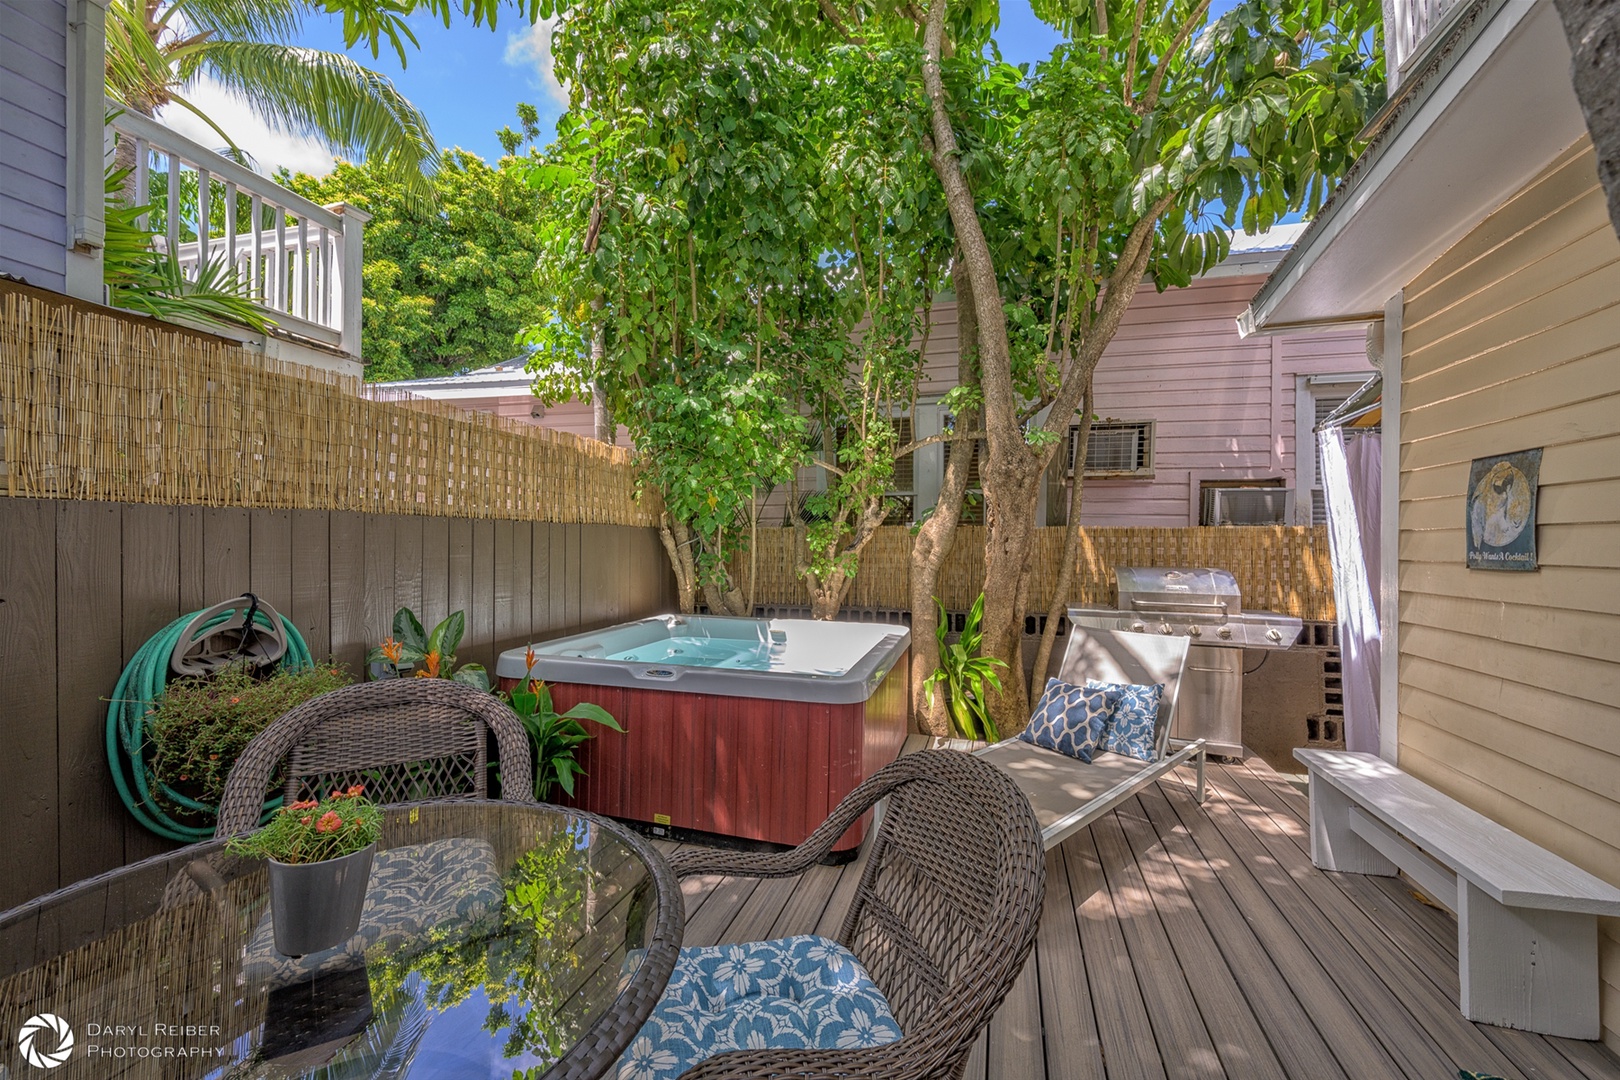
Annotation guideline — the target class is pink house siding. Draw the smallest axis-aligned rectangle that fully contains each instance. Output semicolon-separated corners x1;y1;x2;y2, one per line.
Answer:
911;273;1370;526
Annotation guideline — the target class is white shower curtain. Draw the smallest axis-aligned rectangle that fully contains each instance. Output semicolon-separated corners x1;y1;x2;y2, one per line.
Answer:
1317;427;1382;754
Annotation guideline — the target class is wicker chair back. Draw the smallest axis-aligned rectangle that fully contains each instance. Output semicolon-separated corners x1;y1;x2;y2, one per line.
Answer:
213;679;536;838
668;749;1045;1080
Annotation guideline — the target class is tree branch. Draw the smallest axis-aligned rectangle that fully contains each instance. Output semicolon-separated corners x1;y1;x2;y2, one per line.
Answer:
1140;0;1212;114
894;429;988;458
1123;0;1147;106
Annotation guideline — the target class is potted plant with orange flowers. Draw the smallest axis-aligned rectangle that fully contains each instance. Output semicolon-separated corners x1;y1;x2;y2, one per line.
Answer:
227;784;382;956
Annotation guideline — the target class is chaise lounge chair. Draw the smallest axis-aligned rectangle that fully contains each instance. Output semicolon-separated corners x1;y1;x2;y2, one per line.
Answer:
976;626;1206;849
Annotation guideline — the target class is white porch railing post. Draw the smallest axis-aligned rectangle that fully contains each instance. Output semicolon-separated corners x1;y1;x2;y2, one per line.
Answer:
107;104;355;349
329;202;371;360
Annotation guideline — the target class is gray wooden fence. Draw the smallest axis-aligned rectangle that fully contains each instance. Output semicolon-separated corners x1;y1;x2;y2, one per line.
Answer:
0;499;675;910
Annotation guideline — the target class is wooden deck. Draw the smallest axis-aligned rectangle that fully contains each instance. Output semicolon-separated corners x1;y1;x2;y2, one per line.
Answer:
660;751;1620;1080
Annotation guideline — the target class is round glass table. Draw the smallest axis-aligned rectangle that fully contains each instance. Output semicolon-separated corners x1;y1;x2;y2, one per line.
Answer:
0;802;683;1079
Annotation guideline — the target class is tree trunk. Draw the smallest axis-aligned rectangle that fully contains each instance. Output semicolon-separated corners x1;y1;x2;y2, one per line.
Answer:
1029;385;1093;701
918;0;1168;738
590;379;613;442
801;499;888;620
976;462;1043;731
657;513;698;613
1553;0;1620;239
908;258;980;735
920;0;1039;734
702;580;751;616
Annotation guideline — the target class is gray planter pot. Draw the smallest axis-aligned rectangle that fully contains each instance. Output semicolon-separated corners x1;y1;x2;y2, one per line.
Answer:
267;842;376;957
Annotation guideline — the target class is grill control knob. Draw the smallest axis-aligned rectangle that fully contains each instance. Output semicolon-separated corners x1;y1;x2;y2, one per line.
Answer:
1130;622;1146;632
1216;626;1233;640
1266;627;1284;643
1158;622;1173;635
1187;625;1202;638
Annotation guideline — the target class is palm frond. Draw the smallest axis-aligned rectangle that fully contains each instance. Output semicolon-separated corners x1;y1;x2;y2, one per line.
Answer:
158;0;304;45
188;40;438;205
104;169;272;333
104;0;175;109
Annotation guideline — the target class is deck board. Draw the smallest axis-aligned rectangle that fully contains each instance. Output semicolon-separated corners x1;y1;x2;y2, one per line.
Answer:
669;757;1620;1079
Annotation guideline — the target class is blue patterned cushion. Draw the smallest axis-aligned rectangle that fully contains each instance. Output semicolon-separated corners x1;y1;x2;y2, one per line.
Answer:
1086;680;1164;762
243;838;504;988
1018;678;1112;763
614;935;901;1079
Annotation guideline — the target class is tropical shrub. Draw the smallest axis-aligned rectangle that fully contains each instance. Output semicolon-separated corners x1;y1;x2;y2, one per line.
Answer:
147;660;353;809
504;648;622;802
920;595;1007;743
369;607;490;691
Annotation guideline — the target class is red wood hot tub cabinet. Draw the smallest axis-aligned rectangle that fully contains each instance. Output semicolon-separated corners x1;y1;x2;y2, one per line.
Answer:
496;617;909;855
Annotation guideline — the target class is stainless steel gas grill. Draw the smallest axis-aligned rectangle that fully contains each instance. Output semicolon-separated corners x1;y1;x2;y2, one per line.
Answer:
1067;567;1302;757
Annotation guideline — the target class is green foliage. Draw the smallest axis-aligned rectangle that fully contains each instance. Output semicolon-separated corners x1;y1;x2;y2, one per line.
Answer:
283;126;550;381
504;655;622;801
368;607;490;691
225;787;381;864
921;595;1007;742
519;3;950;607
105;0;438;203
147;660;353;809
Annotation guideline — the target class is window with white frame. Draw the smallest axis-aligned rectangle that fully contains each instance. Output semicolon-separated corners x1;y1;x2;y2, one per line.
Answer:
1067;420;1155;478
1297;375;1367;524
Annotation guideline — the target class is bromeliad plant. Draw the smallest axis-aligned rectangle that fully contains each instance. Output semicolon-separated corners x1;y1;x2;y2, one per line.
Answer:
920;594;1008;744
368;607;490;691
225;785;381;865
506;648;622;802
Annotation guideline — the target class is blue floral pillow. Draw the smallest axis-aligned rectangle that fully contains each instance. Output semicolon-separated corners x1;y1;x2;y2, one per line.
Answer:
1019;679;1114;763
1085;680;1164;762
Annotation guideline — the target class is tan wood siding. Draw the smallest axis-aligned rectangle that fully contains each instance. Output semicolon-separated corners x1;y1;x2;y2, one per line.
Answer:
1398;138;1620;1051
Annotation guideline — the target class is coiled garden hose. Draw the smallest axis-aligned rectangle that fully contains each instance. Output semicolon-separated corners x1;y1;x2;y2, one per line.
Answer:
107;603;312;842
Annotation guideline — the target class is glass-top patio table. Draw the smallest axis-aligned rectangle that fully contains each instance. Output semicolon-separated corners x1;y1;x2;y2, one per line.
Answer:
0;801;684;1079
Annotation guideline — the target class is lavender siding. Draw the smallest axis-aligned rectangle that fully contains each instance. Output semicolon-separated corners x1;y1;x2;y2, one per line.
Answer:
914;274;1371;526
0;0;69;292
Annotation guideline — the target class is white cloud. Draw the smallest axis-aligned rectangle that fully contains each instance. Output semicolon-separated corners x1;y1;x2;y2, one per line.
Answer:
157;75;337;178
503;19;569;110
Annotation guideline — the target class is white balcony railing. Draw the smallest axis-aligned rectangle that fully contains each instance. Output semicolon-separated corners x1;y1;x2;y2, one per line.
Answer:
108;106;368;356
1386;0;1463;92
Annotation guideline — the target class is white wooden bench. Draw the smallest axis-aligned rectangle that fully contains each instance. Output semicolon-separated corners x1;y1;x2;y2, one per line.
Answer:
1295;749;1620;1038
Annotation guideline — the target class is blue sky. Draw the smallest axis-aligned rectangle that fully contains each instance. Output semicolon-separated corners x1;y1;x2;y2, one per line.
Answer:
162;3;1067;175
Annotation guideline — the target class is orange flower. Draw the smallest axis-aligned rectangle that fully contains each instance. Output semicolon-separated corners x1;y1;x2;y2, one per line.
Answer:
346;784;366;797
290;799;318;811
379;636;405;664
419;650;442;678
524;646;538;675
300;816;312;825
315;811;343;834
229;697;241;705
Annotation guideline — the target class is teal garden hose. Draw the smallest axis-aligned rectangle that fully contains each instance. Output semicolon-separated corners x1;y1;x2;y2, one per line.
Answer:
107;601;312;841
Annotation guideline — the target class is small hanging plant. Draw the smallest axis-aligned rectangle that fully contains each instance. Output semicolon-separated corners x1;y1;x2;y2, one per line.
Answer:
146;661;352;812
225;785;381;865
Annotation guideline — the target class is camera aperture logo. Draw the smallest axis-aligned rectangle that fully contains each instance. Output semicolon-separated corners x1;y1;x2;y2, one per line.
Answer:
18;1013;73;1069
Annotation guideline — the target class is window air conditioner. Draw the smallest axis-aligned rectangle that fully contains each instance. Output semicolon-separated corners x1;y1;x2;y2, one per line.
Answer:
1204;487;1293;526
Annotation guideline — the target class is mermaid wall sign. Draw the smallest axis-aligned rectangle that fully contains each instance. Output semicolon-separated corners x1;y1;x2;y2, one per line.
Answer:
1466;448;1541;571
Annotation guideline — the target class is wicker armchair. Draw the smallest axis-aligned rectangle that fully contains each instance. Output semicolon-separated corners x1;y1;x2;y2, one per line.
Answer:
663;749;1046;1080
214;678;536;837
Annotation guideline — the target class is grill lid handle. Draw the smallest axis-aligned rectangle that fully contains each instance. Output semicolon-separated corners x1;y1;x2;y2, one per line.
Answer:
1126;598;1231;613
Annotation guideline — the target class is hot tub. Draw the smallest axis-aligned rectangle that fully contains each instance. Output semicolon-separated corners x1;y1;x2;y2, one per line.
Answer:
496;615;910;854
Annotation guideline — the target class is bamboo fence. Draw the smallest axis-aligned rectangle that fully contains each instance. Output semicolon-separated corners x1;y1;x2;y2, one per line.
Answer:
0;290;656;526
731;524;1337;622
